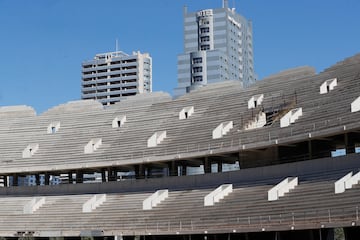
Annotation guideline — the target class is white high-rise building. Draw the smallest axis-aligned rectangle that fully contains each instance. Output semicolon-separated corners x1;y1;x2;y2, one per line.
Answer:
81;50;152;106
174;0;255;96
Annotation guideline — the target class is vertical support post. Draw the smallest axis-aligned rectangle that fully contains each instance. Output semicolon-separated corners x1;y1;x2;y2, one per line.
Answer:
101;169;107;182
308;140;312;160
147;166;153;178
76;171;83;184
203;157;211;173
217;160;223;173
108;168;117;181
135;164;145;179
181;164;187;176
44;173;50;185
68;172;73;184
3;176;8;187
13;173;19;186
168;161;177;176
345;133;356;154
35;174;40;185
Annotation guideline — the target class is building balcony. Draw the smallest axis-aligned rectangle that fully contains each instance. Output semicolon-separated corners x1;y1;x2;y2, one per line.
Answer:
81;92;96;98
122;81;138;87
121;87;137;93
121;62;138;68
82;85;97;91
122;69;137;74
95;91;111;98
108;83;122;89
109;70;123;75
121;75;138;81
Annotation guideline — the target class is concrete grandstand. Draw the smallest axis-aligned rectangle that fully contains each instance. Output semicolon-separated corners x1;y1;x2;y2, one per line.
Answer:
0;54;360;239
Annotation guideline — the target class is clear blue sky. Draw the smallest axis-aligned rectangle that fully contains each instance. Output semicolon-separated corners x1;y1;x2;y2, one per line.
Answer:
0;0;359;113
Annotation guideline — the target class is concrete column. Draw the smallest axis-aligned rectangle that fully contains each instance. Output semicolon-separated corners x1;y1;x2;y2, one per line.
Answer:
308;140;313;160
217;160;223;173
146;166;154;178
345;133;356;154
101;169;107;182
3;176;8;187
76;171;83;183
203;157;211;173
108;168;117;181
68;172;73;184
12;174;18;186
135;165;145;179
35;174;40;185
181;164;187;176
168;161;177;176
44;173;50;185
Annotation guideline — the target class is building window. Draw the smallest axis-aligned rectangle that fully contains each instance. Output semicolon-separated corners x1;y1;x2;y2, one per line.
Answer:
200;27;210;33
193;67;203;73
112;115;126;128
193;57;202;64
200;45;210;50
200;19;210;25
200;36;210;42
193;76;203;82
179;106;194;120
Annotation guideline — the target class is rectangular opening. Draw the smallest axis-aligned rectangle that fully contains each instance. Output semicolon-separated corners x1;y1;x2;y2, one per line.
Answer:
112;115;126;128
179;106;194;120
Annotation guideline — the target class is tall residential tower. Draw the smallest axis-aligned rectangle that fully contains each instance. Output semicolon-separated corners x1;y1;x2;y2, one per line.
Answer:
81;50;152;106
174;0;255;96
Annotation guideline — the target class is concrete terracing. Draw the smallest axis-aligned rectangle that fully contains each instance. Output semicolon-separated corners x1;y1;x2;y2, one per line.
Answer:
0;54;359;185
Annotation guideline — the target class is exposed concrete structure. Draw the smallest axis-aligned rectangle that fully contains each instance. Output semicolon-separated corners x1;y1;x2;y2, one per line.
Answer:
0;54;358;238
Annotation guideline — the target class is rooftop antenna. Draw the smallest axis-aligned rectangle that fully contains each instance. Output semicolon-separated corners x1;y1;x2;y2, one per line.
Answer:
115;38;119;52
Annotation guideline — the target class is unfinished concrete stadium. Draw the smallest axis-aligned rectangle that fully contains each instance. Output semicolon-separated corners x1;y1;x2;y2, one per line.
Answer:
0;54;360;239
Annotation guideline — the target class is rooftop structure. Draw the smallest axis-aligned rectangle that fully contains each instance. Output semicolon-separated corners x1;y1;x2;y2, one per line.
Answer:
81;50;152;106
174;0;256;96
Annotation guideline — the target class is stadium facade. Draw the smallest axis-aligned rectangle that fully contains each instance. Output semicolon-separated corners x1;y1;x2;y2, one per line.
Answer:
174;0;256;97
81;50;152;106
0;54;359;239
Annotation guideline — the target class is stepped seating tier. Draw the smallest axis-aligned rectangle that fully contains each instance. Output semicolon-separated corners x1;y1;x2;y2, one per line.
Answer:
0;54;358;175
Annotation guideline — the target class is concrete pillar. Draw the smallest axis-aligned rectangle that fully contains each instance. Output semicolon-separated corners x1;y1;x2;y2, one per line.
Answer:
345;133;356;154
181;164;187;176
135;164;146;179
13;174;18;186
35;174;40;185
108;168;117;181
217;160;223;173
3;176;7;187
203;157;211;173
308;140;313;160
76;171;83;183
168;161;177;176
44;173;50;185
147;166;154;178
68;172;73;184
101;169;107;182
